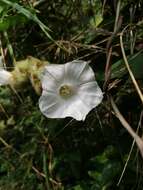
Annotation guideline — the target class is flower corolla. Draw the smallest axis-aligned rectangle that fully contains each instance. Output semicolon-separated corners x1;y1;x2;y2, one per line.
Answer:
39;60;103;121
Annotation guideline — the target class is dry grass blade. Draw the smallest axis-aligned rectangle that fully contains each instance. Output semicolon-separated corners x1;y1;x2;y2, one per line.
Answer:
117;111;143;186
0;104;9;119
120;28;143;104
110;96;143;159
0;137;11;148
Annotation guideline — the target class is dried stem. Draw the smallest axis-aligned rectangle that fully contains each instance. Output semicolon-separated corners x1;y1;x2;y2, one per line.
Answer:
110;96;143;159
120;27;143;104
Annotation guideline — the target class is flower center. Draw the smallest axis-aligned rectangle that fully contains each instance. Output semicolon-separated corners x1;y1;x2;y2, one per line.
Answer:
59;84;73;98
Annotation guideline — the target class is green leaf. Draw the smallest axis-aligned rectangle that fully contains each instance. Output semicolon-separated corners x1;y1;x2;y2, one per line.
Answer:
111;52;143;79
0;19;9;31
0;15;27;31
73;185;83;190
1;0;53;41
90;14;103;28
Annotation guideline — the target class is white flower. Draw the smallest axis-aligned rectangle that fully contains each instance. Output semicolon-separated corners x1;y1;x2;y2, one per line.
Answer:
0;56;13;86
39;60;103;121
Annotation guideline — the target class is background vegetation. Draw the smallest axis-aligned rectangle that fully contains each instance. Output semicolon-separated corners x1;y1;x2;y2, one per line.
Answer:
0;0;143;189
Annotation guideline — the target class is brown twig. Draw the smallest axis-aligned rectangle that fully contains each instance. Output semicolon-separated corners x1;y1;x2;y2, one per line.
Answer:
117;111;143;185
110;96;143;159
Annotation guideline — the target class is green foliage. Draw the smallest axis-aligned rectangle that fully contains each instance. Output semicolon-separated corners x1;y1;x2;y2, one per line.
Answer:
88;146;121;190
0;0;27;31
111;52;143;79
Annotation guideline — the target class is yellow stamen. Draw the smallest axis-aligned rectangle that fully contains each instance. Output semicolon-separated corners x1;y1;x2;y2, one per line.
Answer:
59;84;73;98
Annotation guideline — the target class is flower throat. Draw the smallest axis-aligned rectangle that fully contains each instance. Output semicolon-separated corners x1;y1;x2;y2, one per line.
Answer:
59;84;73;98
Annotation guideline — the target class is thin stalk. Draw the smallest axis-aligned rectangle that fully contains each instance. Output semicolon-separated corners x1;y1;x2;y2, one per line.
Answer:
120;27;143;104
3;31;16;65
43;151;51;190
110;96;143;159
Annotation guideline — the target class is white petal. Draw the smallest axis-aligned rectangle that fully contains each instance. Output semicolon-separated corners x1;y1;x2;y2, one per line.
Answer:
78;81;103;109
39;91;79;120
40;64;65;92
42;64;65;82
39;91;62;117
62;96;92;121
39;90;91;121
65;60;95;84
0;70;12;86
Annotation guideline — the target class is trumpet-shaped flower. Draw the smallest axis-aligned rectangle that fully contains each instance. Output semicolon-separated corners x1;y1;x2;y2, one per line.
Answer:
0;57;13;86
39;60;103;121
